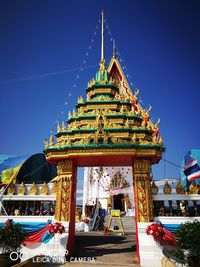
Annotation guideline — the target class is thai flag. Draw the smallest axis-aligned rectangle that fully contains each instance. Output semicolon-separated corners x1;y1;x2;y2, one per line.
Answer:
183;151;200;182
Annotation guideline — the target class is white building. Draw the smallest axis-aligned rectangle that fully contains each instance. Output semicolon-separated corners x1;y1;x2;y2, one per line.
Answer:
82;166;135;217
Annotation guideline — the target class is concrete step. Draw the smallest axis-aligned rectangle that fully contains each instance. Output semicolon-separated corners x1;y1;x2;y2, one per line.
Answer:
104;216;136;233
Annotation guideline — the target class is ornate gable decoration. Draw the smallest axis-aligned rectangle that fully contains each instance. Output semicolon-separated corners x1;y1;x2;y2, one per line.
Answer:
44;11;164;164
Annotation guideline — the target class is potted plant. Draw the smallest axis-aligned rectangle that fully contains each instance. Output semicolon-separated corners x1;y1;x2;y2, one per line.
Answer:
172;220;200;267
0;219;27;267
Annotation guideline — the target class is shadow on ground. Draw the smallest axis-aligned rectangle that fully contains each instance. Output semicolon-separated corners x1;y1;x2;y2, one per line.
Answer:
74;232;136;258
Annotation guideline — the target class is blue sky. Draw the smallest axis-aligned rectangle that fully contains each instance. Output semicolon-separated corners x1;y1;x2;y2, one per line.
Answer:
0;0;199;180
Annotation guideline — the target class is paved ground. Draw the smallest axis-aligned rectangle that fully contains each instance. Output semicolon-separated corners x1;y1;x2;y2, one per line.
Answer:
63;232;140;266
14;232;140;267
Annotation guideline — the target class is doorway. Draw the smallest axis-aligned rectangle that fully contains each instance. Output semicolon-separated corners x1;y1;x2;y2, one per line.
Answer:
113;194;125;211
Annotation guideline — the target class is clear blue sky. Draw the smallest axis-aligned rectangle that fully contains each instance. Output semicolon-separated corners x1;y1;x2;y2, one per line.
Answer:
0;0;199;179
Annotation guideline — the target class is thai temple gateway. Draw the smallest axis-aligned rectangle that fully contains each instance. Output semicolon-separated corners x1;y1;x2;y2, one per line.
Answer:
0;11;200;267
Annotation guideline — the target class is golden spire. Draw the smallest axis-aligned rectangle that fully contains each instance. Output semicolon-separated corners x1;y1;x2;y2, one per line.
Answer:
101;10;104;62
99;10;106;73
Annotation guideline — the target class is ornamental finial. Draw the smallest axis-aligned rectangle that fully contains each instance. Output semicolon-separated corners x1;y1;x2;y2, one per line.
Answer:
57;122;61;133
99;10;106;73
49;135;54;146
101;10;104;61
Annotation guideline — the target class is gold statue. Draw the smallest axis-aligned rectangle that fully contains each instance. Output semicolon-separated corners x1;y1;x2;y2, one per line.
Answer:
151;181;158;195
18;182;26;195
7;183;15;195
176;182;185;194
40;182;49;195
51;182;57;195
189;181;198;194
29;182;38;195
163;180;172;194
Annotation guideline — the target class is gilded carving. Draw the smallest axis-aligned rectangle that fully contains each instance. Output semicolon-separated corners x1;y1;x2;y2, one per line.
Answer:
78;96;84;103
125;119;130;128
43;59;164;224
107;122;122;128
57;123;61;133
163;181;172;194
7;183;15;195
62;121;67;131
151;181;158;195
40;182;49;195
120;105;125;113
49;135;54;146
18;182;26;195
29;182;38;195
88;78;96;87
189;181;198;194
55;159;74;221
158;136;163;145
131;133;137;143
176;182;185;194
133;159;151;174
133;159;153;222
51;181;57;195
73;109;77;117
57;160;72;175
78;106;84;115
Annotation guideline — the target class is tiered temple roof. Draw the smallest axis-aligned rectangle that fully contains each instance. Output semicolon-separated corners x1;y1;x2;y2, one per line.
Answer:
44;11;164;165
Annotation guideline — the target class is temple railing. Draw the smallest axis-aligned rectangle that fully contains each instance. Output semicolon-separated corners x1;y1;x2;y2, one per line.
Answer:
0;195;56;216
153;194;200;217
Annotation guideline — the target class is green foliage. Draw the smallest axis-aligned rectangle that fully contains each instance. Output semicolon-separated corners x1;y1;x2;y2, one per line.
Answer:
0;223;27;253
174;220;200;265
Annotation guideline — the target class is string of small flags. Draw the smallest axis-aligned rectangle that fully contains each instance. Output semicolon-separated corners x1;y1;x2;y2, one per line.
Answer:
104;19;136;90
105;17;159;123
49;17;101;137
91;167;132;192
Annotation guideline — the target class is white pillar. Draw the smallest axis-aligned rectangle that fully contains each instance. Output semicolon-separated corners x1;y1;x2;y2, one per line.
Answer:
82;167;89;217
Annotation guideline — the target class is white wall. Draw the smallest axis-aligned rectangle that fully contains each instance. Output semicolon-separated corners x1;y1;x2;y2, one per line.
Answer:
138;216;200;267
0;216;68;264
82;166;134;212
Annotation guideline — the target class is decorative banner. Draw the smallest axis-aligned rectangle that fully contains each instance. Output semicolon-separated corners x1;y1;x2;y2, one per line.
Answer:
146;222;177;246
48;18;101;137
0;220;65;246
92;167;131;193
